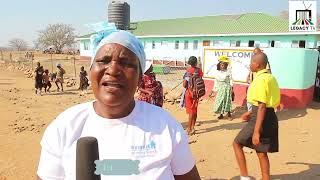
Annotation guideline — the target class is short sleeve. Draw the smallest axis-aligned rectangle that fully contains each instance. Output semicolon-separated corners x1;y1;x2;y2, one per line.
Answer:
183;72;190;81
252;79;267;104
199;68;204;77
37;122;65;180
170;124;195;175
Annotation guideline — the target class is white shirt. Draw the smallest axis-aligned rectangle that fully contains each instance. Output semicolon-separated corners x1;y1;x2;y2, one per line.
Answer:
213;69;232;92
37;100;195;180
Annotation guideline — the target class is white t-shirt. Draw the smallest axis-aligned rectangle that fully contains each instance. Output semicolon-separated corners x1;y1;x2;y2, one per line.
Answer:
37;100;195;180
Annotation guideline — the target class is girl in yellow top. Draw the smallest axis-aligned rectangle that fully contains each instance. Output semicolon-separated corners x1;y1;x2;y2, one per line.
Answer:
233;53;280;180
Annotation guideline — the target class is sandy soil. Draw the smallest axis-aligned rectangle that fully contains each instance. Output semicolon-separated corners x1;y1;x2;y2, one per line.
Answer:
0;62;319;180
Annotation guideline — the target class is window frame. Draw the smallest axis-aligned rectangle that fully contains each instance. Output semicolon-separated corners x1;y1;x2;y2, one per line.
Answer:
184;40;189;50
175;40;180;50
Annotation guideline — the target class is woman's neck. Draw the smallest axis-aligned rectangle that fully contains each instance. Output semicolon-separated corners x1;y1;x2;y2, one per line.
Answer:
93;100;135;119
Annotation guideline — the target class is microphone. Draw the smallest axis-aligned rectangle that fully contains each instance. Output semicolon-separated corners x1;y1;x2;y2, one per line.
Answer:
76;137;101;180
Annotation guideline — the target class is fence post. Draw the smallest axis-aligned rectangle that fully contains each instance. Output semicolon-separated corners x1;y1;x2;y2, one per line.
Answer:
51;53;53;73
31;57;34;71
0;51;3;61
73;55;76;78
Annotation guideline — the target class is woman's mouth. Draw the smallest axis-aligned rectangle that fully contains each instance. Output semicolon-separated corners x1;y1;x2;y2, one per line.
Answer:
101;81;124;92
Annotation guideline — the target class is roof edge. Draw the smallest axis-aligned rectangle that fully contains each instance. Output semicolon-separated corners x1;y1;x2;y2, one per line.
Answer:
76;31;320;40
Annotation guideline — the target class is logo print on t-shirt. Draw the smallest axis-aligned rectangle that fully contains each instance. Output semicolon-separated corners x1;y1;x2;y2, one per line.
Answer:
131;140;157;158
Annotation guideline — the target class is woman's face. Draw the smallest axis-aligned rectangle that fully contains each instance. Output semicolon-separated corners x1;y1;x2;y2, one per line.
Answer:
220;62;227;70
90;43;141;107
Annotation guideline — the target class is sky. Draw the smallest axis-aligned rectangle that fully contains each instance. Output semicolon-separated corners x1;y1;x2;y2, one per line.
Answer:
0;0;319;47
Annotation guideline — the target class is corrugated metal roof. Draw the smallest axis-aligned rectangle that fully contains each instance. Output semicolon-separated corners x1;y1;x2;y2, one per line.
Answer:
128;13;289;36
78;13;318;39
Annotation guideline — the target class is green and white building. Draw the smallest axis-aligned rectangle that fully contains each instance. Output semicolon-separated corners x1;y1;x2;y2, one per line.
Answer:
77;13;320;64
77;13;320;109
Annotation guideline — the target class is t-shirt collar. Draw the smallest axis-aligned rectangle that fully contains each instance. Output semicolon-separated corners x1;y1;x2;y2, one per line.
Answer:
256;69;268;77
89;100;139;126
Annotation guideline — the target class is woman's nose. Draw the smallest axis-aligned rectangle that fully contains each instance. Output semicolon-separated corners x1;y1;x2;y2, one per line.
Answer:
105;61;121;76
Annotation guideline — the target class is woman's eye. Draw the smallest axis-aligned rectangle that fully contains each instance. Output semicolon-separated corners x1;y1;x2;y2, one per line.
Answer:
95;57;111;64
119;59;137;68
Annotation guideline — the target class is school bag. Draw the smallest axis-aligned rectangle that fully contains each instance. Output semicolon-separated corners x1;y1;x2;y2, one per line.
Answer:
188;68;206;99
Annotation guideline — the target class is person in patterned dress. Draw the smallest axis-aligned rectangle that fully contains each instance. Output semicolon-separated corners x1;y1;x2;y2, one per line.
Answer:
213;56;233;119
137;61;163;107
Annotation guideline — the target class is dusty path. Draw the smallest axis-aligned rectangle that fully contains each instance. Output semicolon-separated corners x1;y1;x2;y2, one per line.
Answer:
0;65;319;180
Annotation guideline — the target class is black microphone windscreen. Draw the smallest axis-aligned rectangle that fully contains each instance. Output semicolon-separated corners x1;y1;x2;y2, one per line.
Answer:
76;136;101;180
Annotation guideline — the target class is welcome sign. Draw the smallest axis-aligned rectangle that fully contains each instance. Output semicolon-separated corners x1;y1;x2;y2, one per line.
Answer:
202;47;254;83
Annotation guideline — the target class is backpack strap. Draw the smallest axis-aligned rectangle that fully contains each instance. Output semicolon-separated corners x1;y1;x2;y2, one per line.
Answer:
195;68;199;74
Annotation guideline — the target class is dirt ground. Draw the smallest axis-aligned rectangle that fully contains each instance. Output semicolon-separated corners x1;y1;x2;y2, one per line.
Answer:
0;61;320;180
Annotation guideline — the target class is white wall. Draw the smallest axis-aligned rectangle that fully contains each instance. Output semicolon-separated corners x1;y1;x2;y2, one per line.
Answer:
144;41;201;62
79;40;92;57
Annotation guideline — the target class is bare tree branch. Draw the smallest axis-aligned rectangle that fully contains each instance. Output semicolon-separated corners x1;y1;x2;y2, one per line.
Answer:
36;23;76;53
8;38;28;51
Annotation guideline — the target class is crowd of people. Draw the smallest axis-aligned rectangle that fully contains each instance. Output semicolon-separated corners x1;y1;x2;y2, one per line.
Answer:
34;62;92;95
25;52;34;60
36;22;281;180
33;62;64;95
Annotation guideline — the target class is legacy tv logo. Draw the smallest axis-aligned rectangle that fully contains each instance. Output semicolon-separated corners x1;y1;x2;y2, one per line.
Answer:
289;1;317;32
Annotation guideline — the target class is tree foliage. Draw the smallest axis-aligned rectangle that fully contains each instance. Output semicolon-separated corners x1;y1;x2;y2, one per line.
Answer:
36;23;76;53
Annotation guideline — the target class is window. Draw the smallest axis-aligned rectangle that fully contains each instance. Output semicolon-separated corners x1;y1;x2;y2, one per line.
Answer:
292;41;299;48
274;41;281;48
193;40;198;50
254;41;260;48
152;41;155;49
213;40;224;47
248;40;255;47
184;41;189;49
299;40;306;48
230;40;236;47
230;40;241;47
161;41;168;46
203;40;210;46
269;40;275;47
292;40;306;48
175;41;179;49
83;41;90;50
236;40;241;47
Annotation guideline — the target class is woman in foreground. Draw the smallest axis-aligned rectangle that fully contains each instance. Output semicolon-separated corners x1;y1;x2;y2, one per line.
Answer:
36;22;200;180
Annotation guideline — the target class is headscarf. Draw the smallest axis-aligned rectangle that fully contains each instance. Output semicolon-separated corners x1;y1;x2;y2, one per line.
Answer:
87;22;146;73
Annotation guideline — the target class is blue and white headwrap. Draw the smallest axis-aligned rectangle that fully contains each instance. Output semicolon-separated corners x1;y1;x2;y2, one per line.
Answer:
87;22;147;73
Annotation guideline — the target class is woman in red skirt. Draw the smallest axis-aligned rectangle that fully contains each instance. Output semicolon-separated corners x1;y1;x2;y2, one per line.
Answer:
183;56;203;135
138;61;163;107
